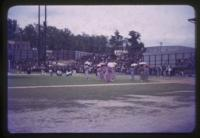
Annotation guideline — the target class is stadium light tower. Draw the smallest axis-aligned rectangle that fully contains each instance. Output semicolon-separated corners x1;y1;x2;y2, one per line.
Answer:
44;5;47;63
38;5;41;65
38;5;47;65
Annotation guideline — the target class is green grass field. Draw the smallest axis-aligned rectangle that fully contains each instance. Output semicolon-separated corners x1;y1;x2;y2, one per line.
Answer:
8;73;153;86
8;73;195;112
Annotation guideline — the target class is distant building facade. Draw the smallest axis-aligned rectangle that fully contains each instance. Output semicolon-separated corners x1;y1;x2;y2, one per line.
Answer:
142;46;195;67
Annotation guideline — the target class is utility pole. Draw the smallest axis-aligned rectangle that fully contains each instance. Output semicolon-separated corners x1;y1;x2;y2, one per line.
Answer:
160;42;163;66
38;5;47;65
44;5;47;64
38;5;41;65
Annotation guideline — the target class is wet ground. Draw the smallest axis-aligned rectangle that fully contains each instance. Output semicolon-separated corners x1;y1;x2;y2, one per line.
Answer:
8;90;195;133
7;75;195;133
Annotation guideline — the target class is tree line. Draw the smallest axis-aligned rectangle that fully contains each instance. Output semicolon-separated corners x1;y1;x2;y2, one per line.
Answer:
8;18;146;62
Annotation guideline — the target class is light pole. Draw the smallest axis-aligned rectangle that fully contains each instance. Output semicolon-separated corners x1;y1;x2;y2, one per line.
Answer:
160;42;163;66
44;5;47;63
38;5;47;65
38;5;41;65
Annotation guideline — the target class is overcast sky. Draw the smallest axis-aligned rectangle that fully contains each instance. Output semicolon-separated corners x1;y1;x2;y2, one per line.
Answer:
8;5;195;47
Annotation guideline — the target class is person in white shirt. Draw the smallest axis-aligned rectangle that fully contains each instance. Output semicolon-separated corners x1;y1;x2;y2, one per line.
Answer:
49;69;53;76
84;61;91;79
66;70;72;77
56;69;62;76
167;65;172;77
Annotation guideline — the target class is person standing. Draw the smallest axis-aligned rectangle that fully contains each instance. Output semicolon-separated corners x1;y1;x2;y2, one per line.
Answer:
100;64;106;81
104;66;111;82
162;65;166;78
144;65;149;81
49;67;53;76
96;64;101;80
26;66;31;74
84;61;90;79
107;61;117;82
158;65;162;77
167;65;172;77
111;62;117;81
130;64;136;80
139;65;144;81
56;68;62;76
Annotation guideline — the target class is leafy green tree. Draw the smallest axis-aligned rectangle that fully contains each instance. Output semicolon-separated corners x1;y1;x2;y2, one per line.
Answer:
62;28;73;50
127;30;146;63
7;18;17;40
109;30;123;53
7;19;118;55
46;26;63;50
94;35;108;53
22;24;37;48
7;18;22;41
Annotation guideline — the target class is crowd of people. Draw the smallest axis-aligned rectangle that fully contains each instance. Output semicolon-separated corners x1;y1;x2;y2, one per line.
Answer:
76;54;193;79
9;59;74;76
8;53;195;82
